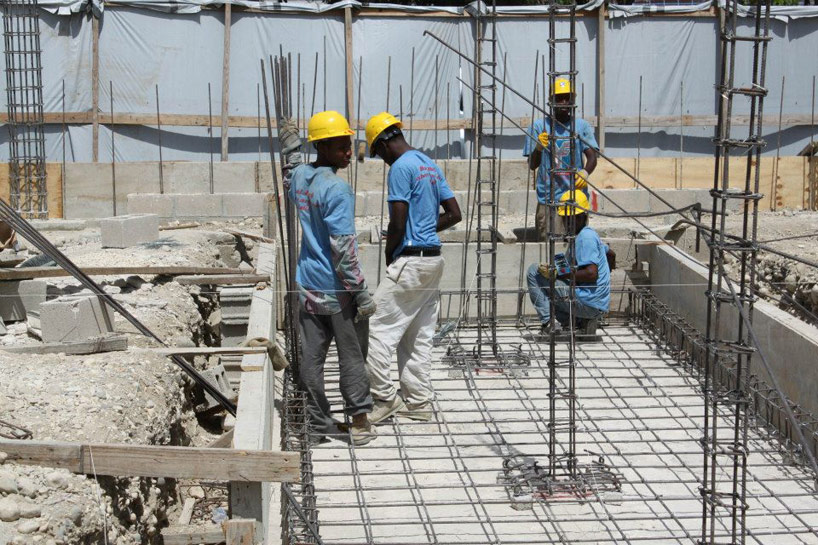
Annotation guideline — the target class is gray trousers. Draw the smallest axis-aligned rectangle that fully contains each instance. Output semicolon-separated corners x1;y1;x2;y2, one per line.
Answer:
298;303;373;436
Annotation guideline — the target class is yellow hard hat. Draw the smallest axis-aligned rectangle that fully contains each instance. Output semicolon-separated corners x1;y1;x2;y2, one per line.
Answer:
366;112;402;156
552;78;572;96
557;190;590;216
307;111;354;143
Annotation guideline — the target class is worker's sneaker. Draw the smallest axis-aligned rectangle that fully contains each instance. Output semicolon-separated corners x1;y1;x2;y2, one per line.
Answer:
350;422;377;446
398;401;434;422
538;320;563;337
370;396;406;424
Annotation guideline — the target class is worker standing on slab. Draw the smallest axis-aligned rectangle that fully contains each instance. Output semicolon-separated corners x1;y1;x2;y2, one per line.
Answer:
283;111;377;446
363;112;462;424
527;192;614;336
523;78;598;241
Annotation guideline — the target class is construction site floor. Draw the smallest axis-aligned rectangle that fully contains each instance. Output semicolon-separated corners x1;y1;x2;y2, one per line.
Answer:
308;322;818;545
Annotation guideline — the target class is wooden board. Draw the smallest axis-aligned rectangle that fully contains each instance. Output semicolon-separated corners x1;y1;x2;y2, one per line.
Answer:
0;266;249;281
0;335;127;355
161;525;224;545
141;346;268;357
0;439;299;483
174;274;269;286
0;163;64;219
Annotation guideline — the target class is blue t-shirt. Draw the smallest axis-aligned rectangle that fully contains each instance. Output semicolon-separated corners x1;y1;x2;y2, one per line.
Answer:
387;150;456;259
569;226;610;312
522;117;597;205
288;164;356;296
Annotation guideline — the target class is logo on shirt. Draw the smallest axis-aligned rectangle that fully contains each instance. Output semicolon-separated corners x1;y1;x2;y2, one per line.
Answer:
295;188;320;211
415;165;440;186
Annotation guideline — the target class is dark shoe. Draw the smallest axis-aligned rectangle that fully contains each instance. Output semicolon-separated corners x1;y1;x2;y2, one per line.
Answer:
538;320;563;337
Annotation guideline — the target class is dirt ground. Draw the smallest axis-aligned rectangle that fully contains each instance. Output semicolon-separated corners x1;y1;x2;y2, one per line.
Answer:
0;221;258;545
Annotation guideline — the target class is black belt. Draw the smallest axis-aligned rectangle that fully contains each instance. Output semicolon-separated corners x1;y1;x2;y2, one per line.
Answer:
400;247;441;257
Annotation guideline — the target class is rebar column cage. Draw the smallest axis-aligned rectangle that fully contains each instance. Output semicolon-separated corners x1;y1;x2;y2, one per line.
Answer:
544;0;580;481
701;0;771;543
473;0;500;358
2;0;47;219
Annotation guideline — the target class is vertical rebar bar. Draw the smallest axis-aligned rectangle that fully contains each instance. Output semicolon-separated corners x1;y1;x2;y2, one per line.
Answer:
435;54;439;161
636;74;642;184
156;84;164;194
61;78;66;215
409;47;415;146
110;81;116;216
772;76;784;211
375;56;391;285
680;80;684;189
208;82;214;194
353;56;363;216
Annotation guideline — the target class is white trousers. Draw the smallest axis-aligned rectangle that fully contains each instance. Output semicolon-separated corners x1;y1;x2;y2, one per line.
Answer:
366;255;444;406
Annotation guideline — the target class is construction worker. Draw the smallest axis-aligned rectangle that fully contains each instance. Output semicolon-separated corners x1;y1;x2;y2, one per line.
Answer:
527;191;614;336
363;112;462;423
284;111;377;446
523;78;598;242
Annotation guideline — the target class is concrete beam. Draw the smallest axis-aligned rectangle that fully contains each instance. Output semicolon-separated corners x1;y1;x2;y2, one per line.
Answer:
642;243;818;418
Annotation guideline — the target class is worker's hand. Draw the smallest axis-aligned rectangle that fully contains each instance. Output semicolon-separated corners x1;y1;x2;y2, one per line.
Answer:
537;263;554;279
354;291;377;323
535;131;550;151
575;169;589;191
279;118;301;155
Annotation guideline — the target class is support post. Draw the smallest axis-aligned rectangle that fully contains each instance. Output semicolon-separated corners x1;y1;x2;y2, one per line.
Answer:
344;6;354;121
91;16;100;163
596;5;605;152
220;1;232;162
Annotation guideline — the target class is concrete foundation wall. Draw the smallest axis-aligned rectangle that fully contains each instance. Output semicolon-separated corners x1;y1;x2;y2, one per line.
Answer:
60;157;811;219
642;243;818;419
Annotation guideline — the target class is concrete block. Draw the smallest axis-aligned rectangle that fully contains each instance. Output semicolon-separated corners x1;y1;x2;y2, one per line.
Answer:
173;194;221;218
213;163;257;193
597;189;650;215
126;194;174;218
100;214;159;248
0;280;49;323
39;295;115;343
221;193;266;218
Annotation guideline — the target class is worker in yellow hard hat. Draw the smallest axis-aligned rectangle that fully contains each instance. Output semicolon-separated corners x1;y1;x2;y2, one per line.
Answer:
527;191;615;337
363;112;461;425
523;77;598;243
285;110;376;446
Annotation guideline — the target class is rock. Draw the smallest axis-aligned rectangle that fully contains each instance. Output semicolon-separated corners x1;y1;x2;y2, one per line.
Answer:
0;496;20;521
19;502;41;518
785;274;798;293
0;452;7;464
17;478;37;498
45;472;68;489
67;505;83;525
16;518;40;534
0;471;18;495
187;486;205;499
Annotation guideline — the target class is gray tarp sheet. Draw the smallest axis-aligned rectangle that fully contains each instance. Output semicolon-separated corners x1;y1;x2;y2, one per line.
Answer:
1;5;817;162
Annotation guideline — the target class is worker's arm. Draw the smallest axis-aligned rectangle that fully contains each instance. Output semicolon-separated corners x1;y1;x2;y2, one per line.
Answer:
524;121;543;172
325;185;375;317
437;197;461;232
569;263;598;284
583;147;598;176
385;201;408;266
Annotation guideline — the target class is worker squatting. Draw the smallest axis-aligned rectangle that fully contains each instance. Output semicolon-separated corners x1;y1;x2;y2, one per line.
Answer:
277;78;613;445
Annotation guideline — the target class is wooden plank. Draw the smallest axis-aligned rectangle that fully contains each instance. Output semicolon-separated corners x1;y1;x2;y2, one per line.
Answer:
0;266;248;281
221;1;232;162
224;519;255;545
344;6;354;122
2;112;815;130
160;222;201;231
140;346;267;357
0;439;300;482
177;498;197;526
161;525;224;545
174;274;269;286
0;335;127;355
91;17;100;163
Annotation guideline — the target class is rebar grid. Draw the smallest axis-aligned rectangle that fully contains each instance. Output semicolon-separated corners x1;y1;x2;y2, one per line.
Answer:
2;0;47;219
702;0;771;542
307;324;818;545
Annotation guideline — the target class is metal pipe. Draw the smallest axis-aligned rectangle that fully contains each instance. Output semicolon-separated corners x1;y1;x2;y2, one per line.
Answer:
110;80;116;216
208;82;214;194
155;84;164;194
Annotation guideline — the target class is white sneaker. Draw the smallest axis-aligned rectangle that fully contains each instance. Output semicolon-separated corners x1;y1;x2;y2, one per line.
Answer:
369;397;406;424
